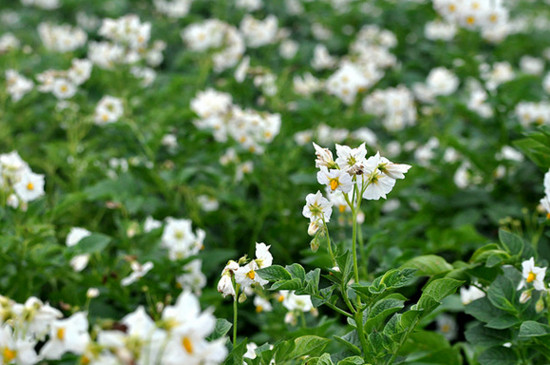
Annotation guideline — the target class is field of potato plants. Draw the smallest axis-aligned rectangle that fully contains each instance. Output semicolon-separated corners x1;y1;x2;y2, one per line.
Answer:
1;0;550;364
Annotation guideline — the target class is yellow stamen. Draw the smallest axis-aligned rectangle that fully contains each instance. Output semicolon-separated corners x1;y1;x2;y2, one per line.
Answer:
330;179;339;191
182;337;193;354
102;114;109;122
277;295;284;303
57;327;65;341
61;85;68;93
466;16;475;25
3;348;16;362
247;270;255;280
449;4;456;12
490;14;498;23
546;213;550;220
339;205;346;213
26;182;34;191
441;324;450;333
527;272;536;283
81;356;91;365
256;305;263;313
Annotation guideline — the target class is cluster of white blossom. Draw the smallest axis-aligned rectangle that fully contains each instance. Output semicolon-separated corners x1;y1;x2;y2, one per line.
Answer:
433;0;511;42
89;14;165;69
540;169;550;218
240;15;279;48
154;0;193;18
0;33;21;53
0;291;227;364
38;23;87;52
515;101;550;127
303;143;411;234
181;19;245;72
217;242;273;298
20;0;59;9
413;67;459;103
36;59;92;100
0;151;45;209
5;70;34;102
362;85;417;131
191;89;281;154
326;25;397;104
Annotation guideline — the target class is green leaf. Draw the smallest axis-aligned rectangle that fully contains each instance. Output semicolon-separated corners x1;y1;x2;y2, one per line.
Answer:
498;229;524;257
256;265;291;282
487;274;517;313
464;323;511;347
334;331;362;355
66;233;111;255
337;356;364;365
478;346;518;365
270;278;303;291
365;294;407;331
401;255;453;276
286;263;306;282
223;339;248;365
416;278;464;314
519;321;550;338
207;319;232;341
287;336;330;359
315;353;334;365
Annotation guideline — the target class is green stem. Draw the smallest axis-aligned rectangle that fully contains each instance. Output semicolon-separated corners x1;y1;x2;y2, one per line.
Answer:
324;301;353;318
233;283;240;346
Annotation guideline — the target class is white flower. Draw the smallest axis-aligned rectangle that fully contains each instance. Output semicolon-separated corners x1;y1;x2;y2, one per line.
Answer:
235;261;267;288
312;143;337;169
460;285;485;305
144;216;162;232
282;291;313;312
317;166;353;193
362;153;396;200
244;342;258;359
335;143;367;172
254;296;273;313
302;190;333;223
121;261;154;286
0;326;39;365
52;78;77;99
40;312;90;360
218;261;239;297
255;243;273;269
518;257;546;291
377;155;412;180
13;171;45;202
94;96;124;125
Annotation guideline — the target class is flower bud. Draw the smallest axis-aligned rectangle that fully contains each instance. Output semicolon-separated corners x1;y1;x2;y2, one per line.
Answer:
536;298;545;313
238;293;247;303
86;288;99;298
308;220;321;236
310;237;320;252
519;290;532;304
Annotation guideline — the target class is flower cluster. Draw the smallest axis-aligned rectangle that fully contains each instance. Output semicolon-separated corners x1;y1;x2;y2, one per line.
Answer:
191;89;281;154
518;257;547;304
0;291;227;364
325;25;396;104
303;143;411;235
154;0;193;18
5;70;33;102
90;14;165;69
161;217;206;261
37;22;87;52
433;0;511;42
218;242;273;298
540;169;550;218
362;85;417;131
0;151;45;209
36;59;92;100
181;19;245;72
94;95;124;125
413;67;459;103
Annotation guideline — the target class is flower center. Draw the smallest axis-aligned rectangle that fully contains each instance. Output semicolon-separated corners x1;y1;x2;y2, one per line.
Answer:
57;327;65;341
182;337;193;354
174;230;184;240
527;272;536;283
247;270;256;280
339;205;346;213
26;182;34;191
277;295;284;302
329;178;339;191
466;16;475;25
3;348;16;362
256;305;263;313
